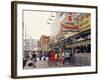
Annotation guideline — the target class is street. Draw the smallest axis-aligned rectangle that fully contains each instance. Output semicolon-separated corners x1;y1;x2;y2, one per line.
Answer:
24;55;89;69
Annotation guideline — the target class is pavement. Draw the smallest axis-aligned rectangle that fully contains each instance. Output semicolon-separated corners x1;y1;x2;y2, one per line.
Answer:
24;57;84;69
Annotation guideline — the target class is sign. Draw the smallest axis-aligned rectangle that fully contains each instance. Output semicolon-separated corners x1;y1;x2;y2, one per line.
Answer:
60;12;79;32
66;12;74;23
60;23;79;32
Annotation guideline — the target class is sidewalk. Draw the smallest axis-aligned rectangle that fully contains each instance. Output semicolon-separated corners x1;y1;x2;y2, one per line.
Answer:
24;57;82;69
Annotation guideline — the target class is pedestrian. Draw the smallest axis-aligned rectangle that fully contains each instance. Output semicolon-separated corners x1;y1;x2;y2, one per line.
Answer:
50;50;56;66
66;50;73;63
62;51;66;65
23;57;27;68
25;52;30;61
43;52;46;61
70;50;75;64
55;53;58;66
39;51;41;61
31;51;37;68
58;52;63;65
47;51;51;66
63;50;68;64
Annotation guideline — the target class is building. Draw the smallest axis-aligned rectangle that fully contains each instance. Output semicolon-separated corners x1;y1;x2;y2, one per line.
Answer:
24;38;37;51
49;12;91;52
38;35;50;51
48;12;91;66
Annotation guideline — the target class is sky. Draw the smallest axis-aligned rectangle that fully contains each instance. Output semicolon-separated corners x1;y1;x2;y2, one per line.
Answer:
24;10;52;40
23;11;84;40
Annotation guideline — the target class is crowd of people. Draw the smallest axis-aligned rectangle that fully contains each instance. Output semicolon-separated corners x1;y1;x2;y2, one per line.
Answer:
23;49;74;68
47;49;73;66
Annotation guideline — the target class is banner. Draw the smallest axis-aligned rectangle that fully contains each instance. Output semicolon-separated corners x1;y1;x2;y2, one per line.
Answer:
60;23;79;31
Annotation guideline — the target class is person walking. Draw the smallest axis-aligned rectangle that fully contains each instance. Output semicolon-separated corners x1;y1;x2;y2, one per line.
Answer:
65;50;73;64
43;52;46;61
39;51;42;61
50;50;56;66
63;50;69;64
55;53;58;66
58;53;64;65
31;51;37;68
47;51;51;66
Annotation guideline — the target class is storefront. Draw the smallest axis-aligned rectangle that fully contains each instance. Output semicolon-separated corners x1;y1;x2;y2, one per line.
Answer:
49;29;91;53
